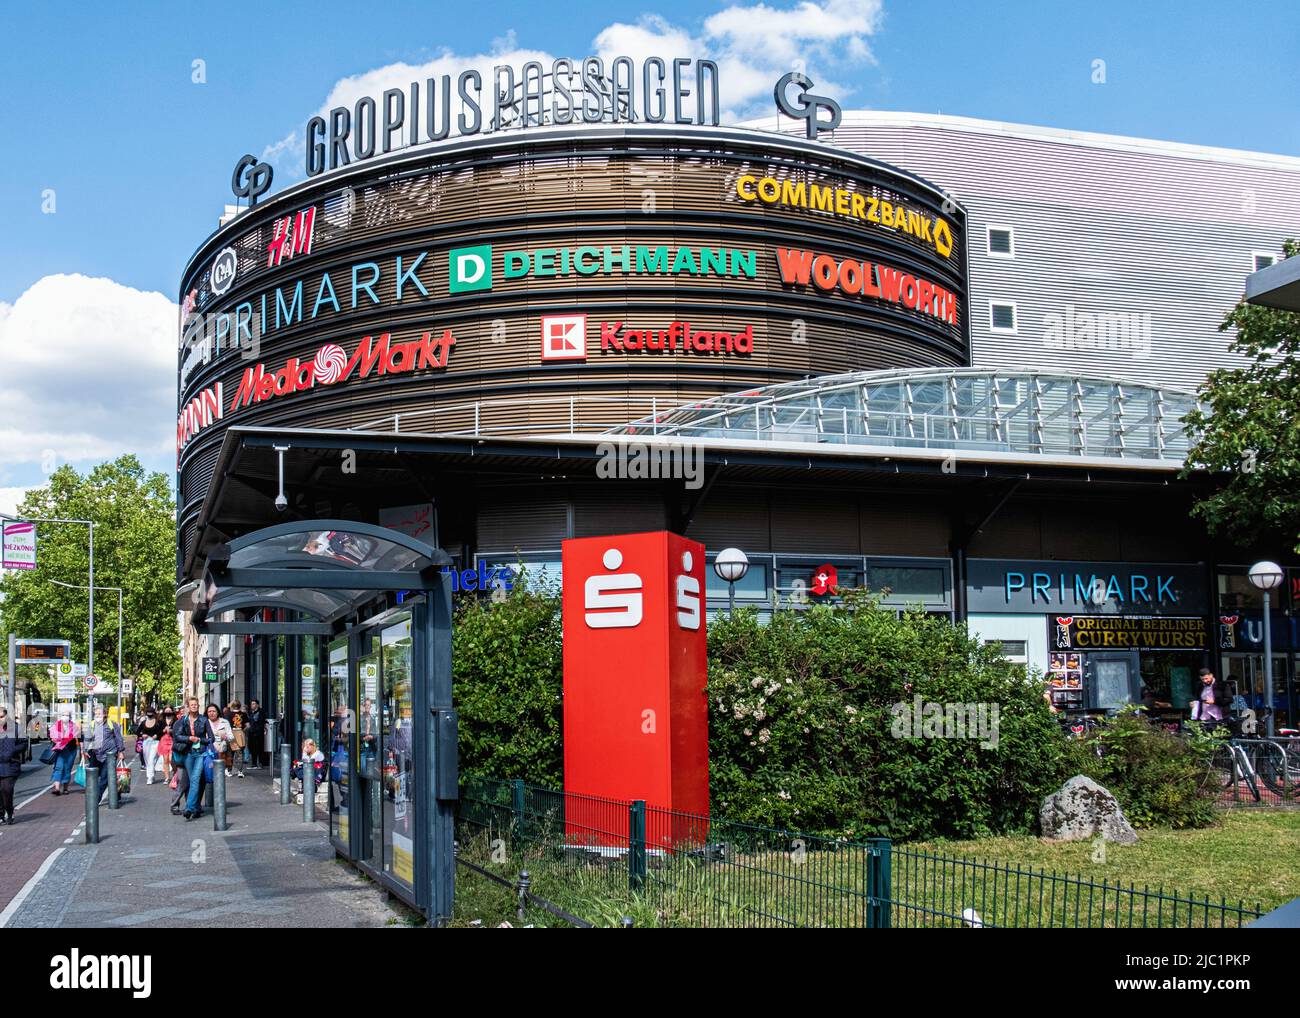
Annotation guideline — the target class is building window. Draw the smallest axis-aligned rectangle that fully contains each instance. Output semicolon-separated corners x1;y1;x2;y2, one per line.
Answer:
989;301;1017;334
1252;251;1279;272
987;225;1015;258
987;639;1028;663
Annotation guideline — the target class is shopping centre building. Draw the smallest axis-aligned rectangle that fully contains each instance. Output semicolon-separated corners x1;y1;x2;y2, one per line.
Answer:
175;65;1300;915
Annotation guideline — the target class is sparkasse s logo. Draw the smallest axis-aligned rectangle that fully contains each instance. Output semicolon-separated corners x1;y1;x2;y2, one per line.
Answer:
50;949;151;998
541;314;587;361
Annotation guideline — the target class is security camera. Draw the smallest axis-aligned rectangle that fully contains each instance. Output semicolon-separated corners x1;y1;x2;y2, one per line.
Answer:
274;493;289;512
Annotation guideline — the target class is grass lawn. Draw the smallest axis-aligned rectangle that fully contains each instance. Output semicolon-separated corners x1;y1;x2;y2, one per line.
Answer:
452;810;1300;928
908;809;1300;914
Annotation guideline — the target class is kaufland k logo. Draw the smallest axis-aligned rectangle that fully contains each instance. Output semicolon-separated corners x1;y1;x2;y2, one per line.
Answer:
584;547;643;628
542;315;587;361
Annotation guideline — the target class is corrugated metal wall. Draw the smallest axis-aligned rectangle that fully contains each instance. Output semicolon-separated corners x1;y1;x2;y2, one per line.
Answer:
801;115;1300;392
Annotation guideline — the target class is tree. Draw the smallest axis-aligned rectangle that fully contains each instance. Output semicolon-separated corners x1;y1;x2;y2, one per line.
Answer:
1183;240;1300;553
0;456;181;707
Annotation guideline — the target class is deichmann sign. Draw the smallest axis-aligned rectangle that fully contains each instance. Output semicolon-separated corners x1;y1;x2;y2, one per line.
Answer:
1049;615;1209;651
736;174;955;258
966;559;1208;615
448;243;757;292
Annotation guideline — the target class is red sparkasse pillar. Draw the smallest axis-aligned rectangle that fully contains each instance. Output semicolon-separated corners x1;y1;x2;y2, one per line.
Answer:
562;531;709;850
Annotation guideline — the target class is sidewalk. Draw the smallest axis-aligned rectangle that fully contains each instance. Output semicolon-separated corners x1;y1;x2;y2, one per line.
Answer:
2;757;407;928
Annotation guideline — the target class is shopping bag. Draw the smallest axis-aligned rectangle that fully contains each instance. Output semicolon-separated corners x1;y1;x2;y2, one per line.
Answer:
116;765;132;793
202;750;214;783
72;754;86;788
39;744;56;766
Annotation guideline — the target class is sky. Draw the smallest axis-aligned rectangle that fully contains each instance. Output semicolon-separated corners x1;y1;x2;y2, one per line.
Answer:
0;0;1297;509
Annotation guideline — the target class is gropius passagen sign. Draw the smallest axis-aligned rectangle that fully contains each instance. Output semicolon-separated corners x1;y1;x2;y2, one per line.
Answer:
561;531;708;844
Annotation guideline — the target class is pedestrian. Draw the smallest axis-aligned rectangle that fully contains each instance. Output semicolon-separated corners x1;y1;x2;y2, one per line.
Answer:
206;704;235;779
245;699;266;769
49;705;80;795
226;700;247;778
84;703;126;805
137;707;166;786
171;698;212;820
157;707;176;783
0;705;21;825
1194;667;1227;727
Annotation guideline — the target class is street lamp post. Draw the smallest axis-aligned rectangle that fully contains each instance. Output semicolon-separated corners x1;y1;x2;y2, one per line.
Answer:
50;580;124;718
1248;560;1284;738
1;514;95;710
713;548;750;620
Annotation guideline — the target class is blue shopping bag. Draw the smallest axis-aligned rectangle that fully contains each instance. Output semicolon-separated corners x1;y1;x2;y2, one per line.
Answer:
72;754;86;788
202;749;215;783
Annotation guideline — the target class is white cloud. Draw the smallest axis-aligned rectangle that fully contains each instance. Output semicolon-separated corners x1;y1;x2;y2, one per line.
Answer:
0;274;177;478
0;486;30;516
263;1;883;180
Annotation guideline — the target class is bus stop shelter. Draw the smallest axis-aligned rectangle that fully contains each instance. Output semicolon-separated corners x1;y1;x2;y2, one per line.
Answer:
185;519;457;922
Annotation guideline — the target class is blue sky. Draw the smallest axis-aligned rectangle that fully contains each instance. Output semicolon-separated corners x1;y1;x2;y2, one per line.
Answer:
0;0;1296;501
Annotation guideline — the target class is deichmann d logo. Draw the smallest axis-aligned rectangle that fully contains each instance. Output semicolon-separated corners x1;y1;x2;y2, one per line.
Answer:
448;245;493;293
209;247;238;296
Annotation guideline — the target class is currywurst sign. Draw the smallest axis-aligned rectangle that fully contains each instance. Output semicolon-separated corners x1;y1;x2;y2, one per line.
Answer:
232;58;844;191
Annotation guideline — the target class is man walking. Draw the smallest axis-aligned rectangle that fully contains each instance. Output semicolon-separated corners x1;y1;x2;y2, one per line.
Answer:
84;703;125;805
171;698;212;820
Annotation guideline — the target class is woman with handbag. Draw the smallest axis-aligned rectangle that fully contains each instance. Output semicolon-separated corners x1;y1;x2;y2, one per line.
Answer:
48;705;80;796
0;705;22;824
206;703;235;778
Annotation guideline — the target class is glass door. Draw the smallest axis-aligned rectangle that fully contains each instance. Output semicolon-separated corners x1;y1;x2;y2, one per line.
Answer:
380;614;415;889
358;634;382;865
327;634;351;854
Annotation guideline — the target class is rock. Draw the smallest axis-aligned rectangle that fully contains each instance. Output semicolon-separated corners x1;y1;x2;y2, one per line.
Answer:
1040;775;1138;845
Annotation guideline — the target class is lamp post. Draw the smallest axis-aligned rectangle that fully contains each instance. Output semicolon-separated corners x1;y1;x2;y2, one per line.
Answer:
1248;560;1284;738
713;548;750;619
50;580;124;719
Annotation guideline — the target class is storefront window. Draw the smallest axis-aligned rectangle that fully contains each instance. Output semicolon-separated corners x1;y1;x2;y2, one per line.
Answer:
704;553;771;601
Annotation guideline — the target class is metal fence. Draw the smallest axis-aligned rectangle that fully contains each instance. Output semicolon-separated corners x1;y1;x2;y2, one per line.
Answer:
456;776;1262;928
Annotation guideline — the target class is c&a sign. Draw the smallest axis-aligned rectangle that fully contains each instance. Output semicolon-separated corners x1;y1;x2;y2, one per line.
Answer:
561;531;708;844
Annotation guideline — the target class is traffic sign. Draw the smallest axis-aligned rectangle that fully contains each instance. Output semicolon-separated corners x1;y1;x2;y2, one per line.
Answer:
81;673;98;691
121;678;134;695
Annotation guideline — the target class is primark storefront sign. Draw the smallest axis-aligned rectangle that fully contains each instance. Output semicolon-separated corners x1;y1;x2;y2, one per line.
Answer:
966;559;1208;615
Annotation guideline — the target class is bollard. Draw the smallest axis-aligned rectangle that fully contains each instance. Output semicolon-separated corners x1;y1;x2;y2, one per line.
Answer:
213;758;229;832
303;761;315;823
107;758;120;810
84;766;100;844
280;744;291;805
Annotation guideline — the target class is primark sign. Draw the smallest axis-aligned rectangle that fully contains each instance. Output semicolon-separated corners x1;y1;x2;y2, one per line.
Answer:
230;59;843;198
966;559;1208;616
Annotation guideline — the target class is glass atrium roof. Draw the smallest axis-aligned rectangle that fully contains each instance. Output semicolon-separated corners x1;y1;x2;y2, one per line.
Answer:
613;368;1201;464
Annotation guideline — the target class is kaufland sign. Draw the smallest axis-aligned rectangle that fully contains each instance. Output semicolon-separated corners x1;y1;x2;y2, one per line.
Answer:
176;329;454;455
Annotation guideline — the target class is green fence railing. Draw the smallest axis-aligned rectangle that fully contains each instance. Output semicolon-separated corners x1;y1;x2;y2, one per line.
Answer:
456;776;1263;929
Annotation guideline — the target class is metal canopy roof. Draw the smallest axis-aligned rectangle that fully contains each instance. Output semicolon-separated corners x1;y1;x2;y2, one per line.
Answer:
191;520;451;633
613;368;1200;465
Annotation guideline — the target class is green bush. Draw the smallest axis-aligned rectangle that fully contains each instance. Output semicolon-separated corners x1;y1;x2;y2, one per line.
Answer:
1068;709;1222;829
452;582;563;787
707;594;1068;840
